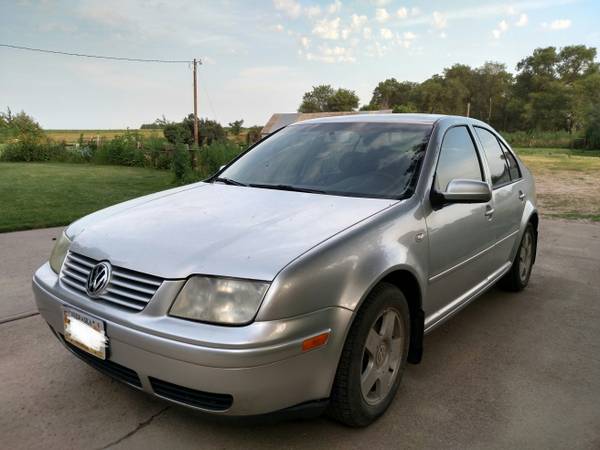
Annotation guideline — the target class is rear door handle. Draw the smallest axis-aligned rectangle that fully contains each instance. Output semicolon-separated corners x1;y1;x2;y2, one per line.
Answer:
519;191;526;201
485;207;495;217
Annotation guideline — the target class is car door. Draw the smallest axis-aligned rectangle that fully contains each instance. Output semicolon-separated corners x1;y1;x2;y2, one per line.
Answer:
474;127;526;270
425;125;497;318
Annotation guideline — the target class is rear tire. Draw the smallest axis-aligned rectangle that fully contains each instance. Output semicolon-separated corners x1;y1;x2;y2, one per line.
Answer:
327;283;410;427
500;223;536;292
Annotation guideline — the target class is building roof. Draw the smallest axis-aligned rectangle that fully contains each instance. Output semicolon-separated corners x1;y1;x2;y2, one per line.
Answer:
261;110;393;136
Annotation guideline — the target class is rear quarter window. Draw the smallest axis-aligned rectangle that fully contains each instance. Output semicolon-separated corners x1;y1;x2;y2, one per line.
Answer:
475;127;511;188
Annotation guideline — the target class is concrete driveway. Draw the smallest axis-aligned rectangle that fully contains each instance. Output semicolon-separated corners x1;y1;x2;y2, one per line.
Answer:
1;220;599;449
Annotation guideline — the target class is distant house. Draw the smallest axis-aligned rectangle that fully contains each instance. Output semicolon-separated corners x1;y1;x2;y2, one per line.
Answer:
261;110;393;138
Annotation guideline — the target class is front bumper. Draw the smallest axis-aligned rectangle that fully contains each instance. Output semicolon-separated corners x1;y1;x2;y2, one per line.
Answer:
33;262;352;415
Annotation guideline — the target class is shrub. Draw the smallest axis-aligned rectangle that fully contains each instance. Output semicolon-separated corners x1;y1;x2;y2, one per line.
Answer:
172;143;193;183
0;136;72;162
500;130;582;148
197;141;244;177
584;106;600;150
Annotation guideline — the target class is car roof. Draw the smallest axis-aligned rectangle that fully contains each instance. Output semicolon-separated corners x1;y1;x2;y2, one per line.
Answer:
293;113;486;127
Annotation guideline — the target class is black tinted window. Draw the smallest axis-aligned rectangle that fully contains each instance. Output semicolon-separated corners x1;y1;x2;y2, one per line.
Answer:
435;126;482;192
475;127;510;188
500;142;521;180
221;122;432;199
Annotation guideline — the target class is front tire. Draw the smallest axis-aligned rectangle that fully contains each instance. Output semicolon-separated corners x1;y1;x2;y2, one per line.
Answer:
500;223;536;292
328;283;410;427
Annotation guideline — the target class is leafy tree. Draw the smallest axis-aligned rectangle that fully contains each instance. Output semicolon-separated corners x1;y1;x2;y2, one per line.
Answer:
298;85;358;112
228;119;244;135
368;78;417;110
327;88;359;111
163;114;226;146
298;85;335;112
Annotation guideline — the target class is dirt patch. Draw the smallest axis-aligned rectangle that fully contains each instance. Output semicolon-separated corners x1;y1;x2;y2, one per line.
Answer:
519;153;600;222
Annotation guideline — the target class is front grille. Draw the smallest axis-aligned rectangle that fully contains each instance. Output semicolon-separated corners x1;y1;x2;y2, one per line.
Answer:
60;251;163;312
149;377;233;411
63;337;142;388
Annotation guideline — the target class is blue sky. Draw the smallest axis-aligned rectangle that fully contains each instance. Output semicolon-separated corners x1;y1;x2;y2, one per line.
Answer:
1;0;598;128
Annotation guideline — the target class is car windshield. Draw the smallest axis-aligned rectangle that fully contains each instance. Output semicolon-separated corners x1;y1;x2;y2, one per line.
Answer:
217;122;432;199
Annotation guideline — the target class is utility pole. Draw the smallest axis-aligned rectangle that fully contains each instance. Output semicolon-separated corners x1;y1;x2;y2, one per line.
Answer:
192;58;201;147
466;101;471;118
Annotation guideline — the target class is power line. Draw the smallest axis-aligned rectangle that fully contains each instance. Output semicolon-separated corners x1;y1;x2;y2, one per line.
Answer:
0;43;191;64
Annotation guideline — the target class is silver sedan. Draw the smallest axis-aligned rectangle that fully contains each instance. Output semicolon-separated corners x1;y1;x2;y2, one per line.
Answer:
33;114;537;426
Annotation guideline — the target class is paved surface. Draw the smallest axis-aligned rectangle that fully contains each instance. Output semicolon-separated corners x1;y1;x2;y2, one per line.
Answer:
1;220;599;449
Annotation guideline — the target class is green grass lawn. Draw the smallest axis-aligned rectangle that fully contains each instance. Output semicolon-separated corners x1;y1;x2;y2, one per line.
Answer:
0;163;173;233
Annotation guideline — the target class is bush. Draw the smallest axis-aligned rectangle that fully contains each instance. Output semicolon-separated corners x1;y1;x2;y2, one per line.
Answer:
0;136;74;162
92;133;146;166
501;130;582;148
584;106;600;150
172;143;193;183
197;141;244;177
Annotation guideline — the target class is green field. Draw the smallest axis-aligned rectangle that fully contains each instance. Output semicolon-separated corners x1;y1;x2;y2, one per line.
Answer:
44;129;162;143
0;163;173;233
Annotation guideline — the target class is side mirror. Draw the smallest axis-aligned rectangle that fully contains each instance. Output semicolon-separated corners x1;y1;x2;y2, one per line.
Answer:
436;179;492;204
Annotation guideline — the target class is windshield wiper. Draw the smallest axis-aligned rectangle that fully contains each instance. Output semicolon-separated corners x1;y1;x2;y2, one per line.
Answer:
247;183;326;194
213;177;247;186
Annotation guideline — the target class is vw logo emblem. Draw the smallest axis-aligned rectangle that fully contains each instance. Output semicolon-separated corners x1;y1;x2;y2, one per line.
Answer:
86;262;111;298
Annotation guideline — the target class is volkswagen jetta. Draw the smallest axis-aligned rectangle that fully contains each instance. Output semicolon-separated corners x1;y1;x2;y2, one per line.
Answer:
33;114;537;426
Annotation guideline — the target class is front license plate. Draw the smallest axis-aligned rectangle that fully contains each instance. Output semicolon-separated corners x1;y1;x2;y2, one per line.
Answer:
63;308;108;360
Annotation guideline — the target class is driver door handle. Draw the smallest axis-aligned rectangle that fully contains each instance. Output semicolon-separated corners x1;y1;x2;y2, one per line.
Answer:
484;206;495;217
519;190;526;201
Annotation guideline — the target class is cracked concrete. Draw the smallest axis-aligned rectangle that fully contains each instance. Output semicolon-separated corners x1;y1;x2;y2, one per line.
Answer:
97;407;169;450
1;219;599;449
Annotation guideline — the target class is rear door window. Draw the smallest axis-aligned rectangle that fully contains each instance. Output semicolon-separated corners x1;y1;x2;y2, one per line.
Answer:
475;127;511;188
500;142;522;180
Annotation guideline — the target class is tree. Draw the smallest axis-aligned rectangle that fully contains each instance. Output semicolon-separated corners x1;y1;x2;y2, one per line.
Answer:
163;114;226;146
327;88;359;111
228;119;244;135
298;85;335;112
298;85;358;112
368;78;417;110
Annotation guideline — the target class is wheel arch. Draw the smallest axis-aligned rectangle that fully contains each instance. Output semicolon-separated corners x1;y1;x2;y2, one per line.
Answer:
350;267;425;365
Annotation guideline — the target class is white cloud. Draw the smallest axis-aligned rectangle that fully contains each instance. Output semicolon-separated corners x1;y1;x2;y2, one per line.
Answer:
328;0;342;14
371;0;391;5
363;27;372;39
351;13;368;30
375;8;390;22
432;11;447;29
273;24;284;32
380;27;393;40
439;31;447;39
546;18;572;30
411;7;420;16
312;17;341;39
305;45;355;63
273;0;301;18
403;31;416;40
300;36;310;48
492;19;509;38
305;5;321;18
396;7;408;19
515;13;528;27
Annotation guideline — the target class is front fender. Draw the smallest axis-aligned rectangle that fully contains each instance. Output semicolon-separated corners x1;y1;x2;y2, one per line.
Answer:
256;198;428;322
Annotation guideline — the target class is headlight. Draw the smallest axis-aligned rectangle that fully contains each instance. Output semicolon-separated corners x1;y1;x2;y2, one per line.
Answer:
49;232;71;274
169;276;269;325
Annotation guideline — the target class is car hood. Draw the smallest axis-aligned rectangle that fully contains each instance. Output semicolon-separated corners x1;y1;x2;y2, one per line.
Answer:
68;182;396;280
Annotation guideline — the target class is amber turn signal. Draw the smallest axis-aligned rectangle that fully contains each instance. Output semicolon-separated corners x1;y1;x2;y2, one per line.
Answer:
302;332;330;352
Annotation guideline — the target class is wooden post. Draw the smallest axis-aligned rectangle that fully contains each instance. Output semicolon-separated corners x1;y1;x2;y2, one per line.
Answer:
193;58;199;147
466;101;471;117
